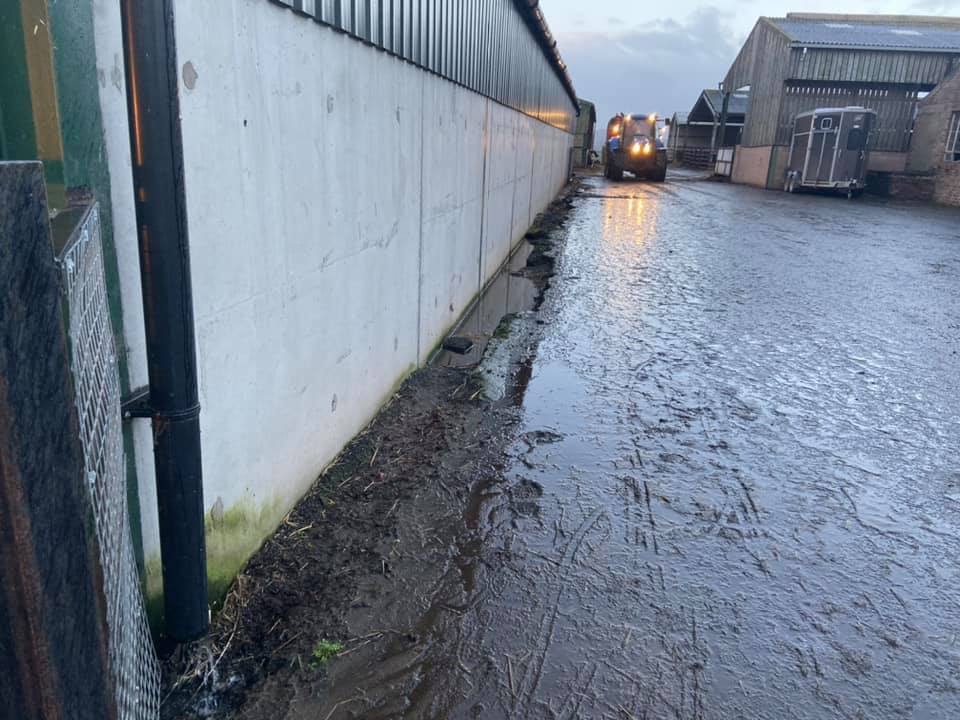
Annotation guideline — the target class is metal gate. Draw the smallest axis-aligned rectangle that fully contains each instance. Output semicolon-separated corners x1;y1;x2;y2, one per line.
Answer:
715;146;735;177
58;203;162;720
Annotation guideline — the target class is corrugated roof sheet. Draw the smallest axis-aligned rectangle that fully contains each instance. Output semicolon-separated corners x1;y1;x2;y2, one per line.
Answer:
767;15;960;51
703;89;750;116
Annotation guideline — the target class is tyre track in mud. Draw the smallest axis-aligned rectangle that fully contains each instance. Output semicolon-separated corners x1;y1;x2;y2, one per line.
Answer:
510;507;607;719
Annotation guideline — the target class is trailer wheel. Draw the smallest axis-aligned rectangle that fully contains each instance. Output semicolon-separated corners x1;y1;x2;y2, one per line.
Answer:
653;167;667;183
608;163;623;182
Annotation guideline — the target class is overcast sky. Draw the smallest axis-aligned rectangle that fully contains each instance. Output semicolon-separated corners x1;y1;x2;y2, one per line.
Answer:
540;0;960;136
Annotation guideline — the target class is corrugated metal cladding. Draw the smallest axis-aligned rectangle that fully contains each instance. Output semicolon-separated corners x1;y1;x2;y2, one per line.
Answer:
267;0;578;133
778;82;926;151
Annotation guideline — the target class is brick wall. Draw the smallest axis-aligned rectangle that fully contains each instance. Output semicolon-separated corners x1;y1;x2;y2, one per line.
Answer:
865;171;936;201
908;69;960;207
933;163;960;206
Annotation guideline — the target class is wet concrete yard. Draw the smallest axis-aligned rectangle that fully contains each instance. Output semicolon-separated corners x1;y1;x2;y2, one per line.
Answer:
169;175;960;719
429;176;960;718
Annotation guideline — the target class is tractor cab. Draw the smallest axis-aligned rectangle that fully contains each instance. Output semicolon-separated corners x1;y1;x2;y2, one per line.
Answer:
604;113;668;182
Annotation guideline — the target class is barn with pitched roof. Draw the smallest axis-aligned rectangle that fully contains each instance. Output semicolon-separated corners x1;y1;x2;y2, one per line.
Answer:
668;90;750;167
721;13;960;188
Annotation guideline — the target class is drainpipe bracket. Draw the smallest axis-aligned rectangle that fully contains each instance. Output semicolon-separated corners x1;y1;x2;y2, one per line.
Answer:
121;386;152;420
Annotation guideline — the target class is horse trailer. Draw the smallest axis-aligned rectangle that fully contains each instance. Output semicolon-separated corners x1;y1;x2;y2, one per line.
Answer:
784;107;876;197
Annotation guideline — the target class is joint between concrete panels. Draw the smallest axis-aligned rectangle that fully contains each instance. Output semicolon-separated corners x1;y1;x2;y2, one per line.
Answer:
416;72;426;366
478;99;490;299
528;128;537;228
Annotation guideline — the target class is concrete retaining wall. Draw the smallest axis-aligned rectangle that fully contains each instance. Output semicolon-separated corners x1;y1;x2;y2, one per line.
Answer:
110;0;573;602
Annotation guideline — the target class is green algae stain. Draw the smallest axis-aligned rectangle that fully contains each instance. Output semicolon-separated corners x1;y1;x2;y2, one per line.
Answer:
204;496;286;610
141;358;423;633
142;495;285;632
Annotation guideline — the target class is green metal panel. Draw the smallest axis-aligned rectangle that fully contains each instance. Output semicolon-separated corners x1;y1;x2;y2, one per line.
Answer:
0;2;37;160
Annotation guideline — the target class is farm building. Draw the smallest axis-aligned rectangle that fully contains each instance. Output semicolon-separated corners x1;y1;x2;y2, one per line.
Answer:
669;90;749;168
722;13;960;189
667;111;689;160
907;69;960;206
574;99;598;166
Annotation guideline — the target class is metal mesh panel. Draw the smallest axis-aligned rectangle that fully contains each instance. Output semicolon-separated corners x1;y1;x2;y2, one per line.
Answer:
58;204;162;720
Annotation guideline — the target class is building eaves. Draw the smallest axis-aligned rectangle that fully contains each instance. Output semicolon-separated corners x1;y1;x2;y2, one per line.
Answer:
515;1;579;110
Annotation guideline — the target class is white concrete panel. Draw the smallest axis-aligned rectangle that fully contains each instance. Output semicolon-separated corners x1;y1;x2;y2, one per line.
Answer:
511;118;535;245
481;102;520;288
418;76;487;361
173;0;422;576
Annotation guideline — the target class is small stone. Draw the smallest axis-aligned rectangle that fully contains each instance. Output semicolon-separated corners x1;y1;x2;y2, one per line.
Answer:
443;336;474;354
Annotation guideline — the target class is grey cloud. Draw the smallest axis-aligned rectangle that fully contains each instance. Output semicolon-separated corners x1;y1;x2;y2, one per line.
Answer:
556;7;743;145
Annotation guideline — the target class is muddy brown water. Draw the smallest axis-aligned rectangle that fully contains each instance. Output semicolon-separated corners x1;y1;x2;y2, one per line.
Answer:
167;174;960;719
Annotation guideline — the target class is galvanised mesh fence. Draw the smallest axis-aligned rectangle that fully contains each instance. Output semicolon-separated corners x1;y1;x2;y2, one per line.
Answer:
58;204;162;720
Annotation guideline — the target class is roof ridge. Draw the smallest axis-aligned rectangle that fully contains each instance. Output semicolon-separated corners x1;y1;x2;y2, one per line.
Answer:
783;13;960;27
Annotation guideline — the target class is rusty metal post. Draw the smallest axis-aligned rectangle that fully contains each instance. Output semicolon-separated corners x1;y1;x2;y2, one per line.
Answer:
0;161;115;719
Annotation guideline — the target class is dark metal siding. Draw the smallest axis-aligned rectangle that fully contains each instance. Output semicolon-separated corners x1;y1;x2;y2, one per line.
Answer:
778;82;927;151
268;0;577;132
787;48;958;85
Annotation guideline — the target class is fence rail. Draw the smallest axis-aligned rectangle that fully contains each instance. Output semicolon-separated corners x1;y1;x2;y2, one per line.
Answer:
672;146;716;169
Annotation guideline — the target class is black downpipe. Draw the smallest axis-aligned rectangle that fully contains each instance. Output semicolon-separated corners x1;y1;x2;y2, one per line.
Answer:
120;0;208;641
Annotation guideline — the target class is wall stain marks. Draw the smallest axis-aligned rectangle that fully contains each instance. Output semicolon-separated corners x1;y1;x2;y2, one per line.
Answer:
110;53;123;93
319;219;401;272
182;60;198;90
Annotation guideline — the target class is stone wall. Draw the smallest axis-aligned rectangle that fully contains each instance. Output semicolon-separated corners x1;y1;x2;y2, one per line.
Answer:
908;70;960;207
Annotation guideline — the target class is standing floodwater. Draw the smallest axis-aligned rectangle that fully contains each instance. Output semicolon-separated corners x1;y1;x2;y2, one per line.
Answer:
425;176;960;719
